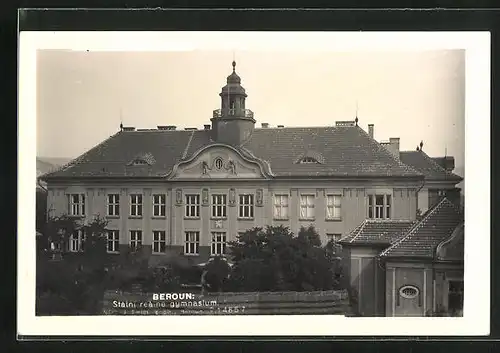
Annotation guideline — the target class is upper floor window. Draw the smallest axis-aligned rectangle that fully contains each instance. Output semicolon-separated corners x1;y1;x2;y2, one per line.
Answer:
238;194;254;219
185;194;200;218
185;231;200;255
273;194;289;220
299;194;315;220
107;194;120;217
68;193;85;216
212;194;227;219
326;195;342;220
152;194;166;217
152;230;167;254
69;230;85;252
211;232;227;256
130;194;143;217
129;230;142;251
368;194;392;219
107;230;119;253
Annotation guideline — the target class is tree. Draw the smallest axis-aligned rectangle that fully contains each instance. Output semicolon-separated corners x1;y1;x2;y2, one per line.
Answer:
227;225;339;292
36;214;110;315
203;256;231;293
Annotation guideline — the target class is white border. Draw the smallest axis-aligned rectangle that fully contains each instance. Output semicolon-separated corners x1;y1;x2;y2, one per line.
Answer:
18;31;490;336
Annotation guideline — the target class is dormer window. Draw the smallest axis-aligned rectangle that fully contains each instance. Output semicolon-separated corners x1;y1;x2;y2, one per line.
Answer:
300;157;319;164
127;152;156;166
296;150;324;165
132;159;148;166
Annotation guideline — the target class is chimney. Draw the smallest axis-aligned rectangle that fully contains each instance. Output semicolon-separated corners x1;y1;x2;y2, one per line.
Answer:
122;127;135;132
204;124;211;130
389;138;400;154
277;125;284;128
157;125;177;131
261;123;269;128
368;124;374;139
381;137;400;158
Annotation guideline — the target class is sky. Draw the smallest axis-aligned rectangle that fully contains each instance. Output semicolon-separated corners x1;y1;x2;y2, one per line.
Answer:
36;49;465;169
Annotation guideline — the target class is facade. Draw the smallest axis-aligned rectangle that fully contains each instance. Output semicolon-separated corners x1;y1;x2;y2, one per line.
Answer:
40;61;462;273
340;197;464;317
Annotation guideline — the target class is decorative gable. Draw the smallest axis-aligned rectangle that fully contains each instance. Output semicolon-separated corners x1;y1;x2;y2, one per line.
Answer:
169;144;271;180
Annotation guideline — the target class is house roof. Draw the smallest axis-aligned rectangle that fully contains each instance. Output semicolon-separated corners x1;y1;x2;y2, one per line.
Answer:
399;150;462;182
41;125;424;180
380;198;463;259
340;219;417;246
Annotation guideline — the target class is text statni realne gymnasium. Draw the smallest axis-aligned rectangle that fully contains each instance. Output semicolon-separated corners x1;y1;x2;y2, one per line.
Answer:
112;293;217;309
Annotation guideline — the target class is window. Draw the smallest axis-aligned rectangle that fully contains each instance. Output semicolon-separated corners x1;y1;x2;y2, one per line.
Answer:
68;193;85;216
399;285;419;299
299;194;315;220
129;230;142;251
300;157;318;164
239;194;254;219
152;194;166;217
214;158;224;170
326;233;342;244
152;230;167;254
185;194;200;218
211;232;227;256
107;230;119;253
185;231;200;255
69;230;85;252
107;194;120;217
326;195;341;219
273;194;289;220
368;194;392;219
130;194;143;217
212;194;227;218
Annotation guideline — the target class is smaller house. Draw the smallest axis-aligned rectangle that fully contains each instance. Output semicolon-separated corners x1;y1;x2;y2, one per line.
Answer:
340;197;464;317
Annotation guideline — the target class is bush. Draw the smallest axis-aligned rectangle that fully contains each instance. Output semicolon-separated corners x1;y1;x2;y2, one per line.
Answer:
203;257;231;293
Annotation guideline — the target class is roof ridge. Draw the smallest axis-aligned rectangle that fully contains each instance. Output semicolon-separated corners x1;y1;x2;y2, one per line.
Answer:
41;131;121;178
356;126;423;177
349;220;368;243
181;130;196;160
419;150;459;177
380;197;447;257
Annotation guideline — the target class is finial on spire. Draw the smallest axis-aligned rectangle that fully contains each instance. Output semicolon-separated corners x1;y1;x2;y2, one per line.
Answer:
119;108;123;131
232;60;236;72
420;140;424;150
416;146;420;151
355;100;359;125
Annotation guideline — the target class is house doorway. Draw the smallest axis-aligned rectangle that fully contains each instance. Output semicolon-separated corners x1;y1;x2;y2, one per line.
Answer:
448;280;464;316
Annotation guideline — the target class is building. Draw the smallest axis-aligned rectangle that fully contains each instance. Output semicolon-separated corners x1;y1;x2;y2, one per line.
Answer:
40;61;463;273
340;197;464;317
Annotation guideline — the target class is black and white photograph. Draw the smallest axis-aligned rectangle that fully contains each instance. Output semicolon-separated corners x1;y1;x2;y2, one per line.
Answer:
18;31;490;336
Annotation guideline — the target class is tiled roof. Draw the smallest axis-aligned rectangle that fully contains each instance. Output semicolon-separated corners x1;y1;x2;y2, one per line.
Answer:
399;150;462;182
380;198;463;259
340;219;416;246
41;126;423;180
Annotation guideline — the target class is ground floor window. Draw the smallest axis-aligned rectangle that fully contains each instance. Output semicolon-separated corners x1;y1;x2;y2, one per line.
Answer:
129;230;142;251
211;232;227;256
448;280;464;316
107;230;119;253
152;230;167;253
185;231;200;255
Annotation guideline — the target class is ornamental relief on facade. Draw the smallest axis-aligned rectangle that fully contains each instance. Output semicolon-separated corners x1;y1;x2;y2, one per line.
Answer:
170;147;266;180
